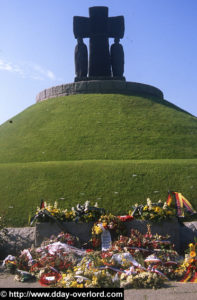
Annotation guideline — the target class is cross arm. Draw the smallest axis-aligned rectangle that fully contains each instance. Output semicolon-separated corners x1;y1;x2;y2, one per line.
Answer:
73;16;90;38
108;16;125;38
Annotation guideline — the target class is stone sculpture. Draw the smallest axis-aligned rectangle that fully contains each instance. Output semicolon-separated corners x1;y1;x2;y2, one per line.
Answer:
110;38;124;78
73;6;125;80
75;37;88;78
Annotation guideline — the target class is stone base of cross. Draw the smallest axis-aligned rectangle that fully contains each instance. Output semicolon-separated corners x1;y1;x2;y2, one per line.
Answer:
74;76;126;82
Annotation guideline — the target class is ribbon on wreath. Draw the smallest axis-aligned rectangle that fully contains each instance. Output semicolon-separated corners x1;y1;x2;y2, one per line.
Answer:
167;191;196;217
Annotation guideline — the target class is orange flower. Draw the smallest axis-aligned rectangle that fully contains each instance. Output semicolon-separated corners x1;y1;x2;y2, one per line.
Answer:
190;251;196;258
102;222;107;228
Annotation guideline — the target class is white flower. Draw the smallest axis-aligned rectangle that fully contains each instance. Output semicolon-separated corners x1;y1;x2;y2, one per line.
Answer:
75;270;83;275
76;204;81;210
147;198;152;209
94;202;98;207
77;277;84;283
163;202;168;210
85;201;90;209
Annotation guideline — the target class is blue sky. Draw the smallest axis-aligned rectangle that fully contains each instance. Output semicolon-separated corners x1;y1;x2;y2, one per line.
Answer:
0;0;197;125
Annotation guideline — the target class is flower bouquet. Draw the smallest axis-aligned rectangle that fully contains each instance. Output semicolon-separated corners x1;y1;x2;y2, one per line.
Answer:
176;239;197;282
30;200;105;225
91;214;126;250
131;198;176;222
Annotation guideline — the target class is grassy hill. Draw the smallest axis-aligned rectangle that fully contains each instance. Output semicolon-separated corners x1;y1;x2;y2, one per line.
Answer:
0;94;197;226
0;94;197;163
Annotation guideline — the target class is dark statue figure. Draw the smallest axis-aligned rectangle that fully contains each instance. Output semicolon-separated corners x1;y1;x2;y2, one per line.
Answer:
73;6;125;80
75;37;88;78
110;38;124;78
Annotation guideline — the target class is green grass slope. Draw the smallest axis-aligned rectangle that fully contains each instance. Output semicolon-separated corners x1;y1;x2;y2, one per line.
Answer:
0;159;197;227
0;94;197;226
0;94;197;163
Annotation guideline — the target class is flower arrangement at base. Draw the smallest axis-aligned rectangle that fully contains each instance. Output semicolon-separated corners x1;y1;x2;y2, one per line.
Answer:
56;227;174;289
113;225;173;254
2;255;17;274
14;269;36;283
175;240;197;282
4;225;186;289
131;198;176;222
15;234;83;285
144;251;181;281
56;248;167;289
57;251;120;288
39;270;62;287
120;271;164;289
90;214;126;250
111;226;181;281
7;199;197;289
30;200;105;225
59;268;119;288
40;232;80;248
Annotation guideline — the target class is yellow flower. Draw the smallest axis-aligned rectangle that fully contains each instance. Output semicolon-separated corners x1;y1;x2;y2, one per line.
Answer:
154;207;161;213
143;206;148;211
70;281;78;288
92;276;98;285
190;251;196;258
93;225;103;235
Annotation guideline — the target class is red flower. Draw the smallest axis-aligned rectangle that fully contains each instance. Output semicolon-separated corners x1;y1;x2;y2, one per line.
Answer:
86;249;94;253
39;272;62;287
117;215;134;222
101;251;113;258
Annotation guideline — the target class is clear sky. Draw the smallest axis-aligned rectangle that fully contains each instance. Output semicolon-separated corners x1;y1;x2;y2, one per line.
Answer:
0;0;197;125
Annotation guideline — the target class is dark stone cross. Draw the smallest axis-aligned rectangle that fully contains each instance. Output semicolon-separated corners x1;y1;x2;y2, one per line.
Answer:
74;6;124;79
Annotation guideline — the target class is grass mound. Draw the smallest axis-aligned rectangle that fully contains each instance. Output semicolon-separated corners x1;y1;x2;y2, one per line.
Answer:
0;94;197;163
0;93;197;226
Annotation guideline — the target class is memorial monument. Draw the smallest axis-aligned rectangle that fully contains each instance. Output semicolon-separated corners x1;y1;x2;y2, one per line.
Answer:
36;6;163;102
73;6;125;81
